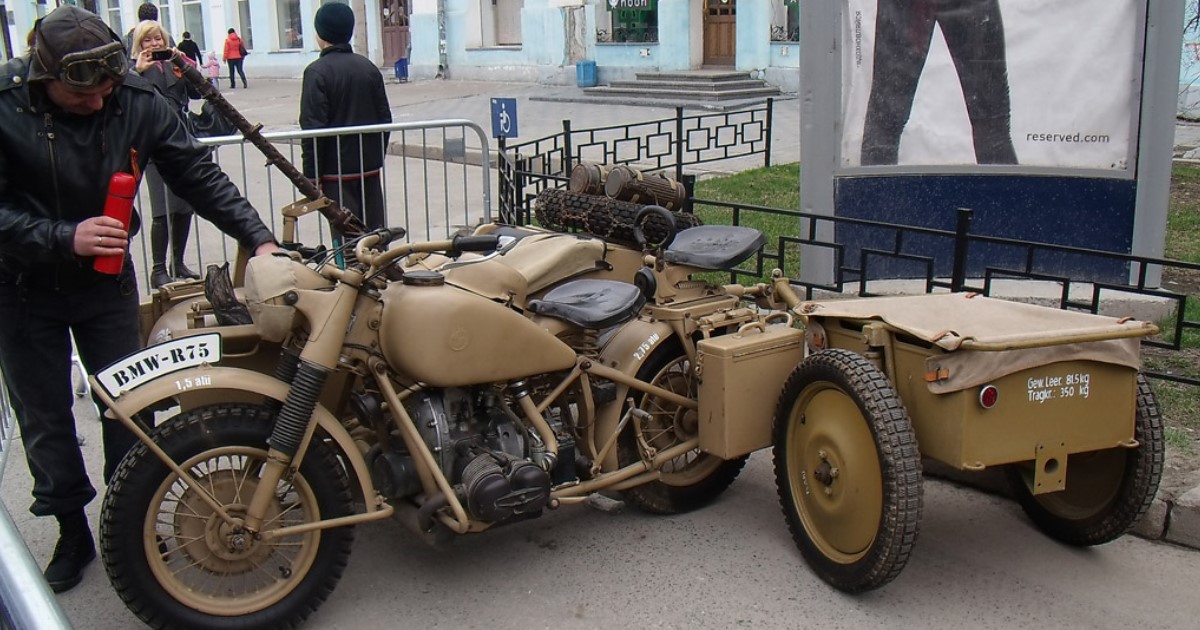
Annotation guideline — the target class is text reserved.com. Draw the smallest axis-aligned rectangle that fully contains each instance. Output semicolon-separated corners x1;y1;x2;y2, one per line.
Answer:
1025;132;1111;143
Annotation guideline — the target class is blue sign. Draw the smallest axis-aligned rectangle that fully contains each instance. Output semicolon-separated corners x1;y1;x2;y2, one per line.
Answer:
490;98;518;139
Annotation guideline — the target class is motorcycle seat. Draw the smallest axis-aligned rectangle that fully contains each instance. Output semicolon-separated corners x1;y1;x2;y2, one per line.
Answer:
664;225;765;270
526;279;646;330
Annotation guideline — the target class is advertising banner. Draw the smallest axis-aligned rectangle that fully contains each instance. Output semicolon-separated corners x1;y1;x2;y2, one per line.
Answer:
841;0;1141;171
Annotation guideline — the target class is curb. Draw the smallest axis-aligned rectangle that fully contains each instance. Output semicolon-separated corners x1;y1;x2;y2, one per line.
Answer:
923;461;1200;552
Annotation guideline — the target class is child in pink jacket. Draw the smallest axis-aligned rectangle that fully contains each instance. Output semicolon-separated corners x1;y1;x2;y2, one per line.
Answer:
203;52;221;90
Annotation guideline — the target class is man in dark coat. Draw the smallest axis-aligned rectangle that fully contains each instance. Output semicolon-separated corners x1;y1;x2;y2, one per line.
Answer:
176;31;203;65
299;2;393;233
0;6;279;593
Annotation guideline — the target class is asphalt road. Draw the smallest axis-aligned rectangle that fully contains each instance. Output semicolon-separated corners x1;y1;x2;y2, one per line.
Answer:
3;391;1198;630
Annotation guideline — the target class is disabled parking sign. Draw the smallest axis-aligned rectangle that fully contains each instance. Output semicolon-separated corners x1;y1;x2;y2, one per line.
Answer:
490;98;518;139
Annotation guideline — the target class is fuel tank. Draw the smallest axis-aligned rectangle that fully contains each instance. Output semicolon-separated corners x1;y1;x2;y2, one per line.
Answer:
378;273;577;387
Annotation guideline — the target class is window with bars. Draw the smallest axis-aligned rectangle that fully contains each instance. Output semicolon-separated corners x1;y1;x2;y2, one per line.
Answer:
156;0;173;37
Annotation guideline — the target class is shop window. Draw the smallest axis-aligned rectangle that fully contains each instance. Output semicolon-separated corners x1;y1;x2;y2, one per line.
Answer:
238;0;254;49
771;0;799;42
103;0;122;35
277;0;302;49
182;0;206;50
156;0;173;36
598;0;658;44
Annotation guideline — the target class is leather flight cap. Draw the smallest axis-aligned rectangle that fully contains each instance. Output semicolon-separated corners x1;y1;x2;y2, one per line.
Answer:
28;5;128;87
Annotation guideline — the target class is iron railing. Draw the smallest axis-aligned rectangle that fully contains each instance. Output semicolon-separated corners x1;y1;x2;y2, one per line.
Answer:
692;199;1200;387
498;101;773;224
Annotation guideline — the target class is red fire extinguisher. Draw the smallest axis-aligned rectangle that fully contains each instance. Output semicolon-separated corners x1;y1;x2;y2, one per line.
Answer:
93;172;137;275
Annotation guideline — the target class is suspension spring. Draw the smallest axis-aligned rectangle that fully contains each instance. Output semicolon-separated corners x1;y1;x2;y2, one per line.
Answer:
268;360;329;457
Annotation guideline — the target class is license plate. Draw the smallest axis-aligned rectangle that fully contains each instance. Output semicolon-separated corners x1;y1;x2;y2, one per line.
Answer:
96;333;221;397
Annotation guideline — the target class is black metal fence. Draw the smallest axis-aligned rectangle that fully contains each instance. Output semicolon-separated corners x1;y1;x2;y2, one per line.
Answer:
695;199;1200;387
498;105;1197;388
497;100;774;224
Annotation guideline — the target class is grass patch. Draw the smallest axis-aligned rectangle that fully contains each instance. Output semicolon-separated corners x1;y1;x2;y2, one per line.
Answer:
1166;426;1196;455
1168;164;1200;263
692;163;801;282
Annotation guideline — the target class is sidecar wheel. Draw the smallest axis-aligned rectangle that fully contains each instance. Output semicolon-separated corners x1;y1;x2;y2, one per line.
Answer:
618;341;747;514
773;349;922;593
100;403;355;630
1004;374;1164;546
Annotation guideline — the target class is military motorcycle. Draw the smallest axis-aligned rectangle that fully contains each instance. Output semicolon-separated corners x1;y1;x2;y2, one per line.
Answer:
89;58;1164;629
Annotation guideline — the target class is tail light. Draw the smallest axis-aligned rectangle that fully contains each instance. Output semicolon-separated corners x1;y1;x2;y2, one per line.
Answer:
978;384;999;409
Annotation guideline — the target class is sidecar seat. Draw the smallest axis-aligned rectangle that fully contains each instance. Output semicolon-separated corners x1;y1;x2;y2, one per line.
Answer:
526;279;645;330
664;225;765;270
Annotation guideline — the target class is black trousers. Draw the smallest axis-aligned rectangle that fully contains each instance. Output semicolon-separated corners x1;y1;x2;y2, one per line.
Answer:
861;0;1017;165
0;267;140;517
324;173;386;235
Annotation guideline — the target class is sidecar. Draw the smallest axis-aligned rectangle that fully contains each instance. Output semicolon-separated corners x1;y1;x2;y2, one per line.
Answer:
700;292;1162;593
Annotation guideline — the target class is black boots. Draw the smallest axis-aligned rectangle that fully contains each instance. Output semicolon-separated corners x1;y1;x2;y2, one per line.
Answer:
170;213;200;280
151;214;200;288
45;511;96;593
151;216;172;288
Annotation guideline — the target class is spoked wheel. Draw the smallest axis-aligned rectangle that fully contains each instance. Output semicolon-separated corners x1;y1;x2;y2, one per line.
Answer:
101;404;355;629
1005;374;1164;546
773;349;923;593
618;342;747;514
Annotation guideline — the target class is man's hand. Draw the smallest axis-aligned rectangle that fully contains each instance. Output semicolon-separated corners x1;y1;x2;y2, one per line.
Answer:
74;216;129;257
254;242;282;256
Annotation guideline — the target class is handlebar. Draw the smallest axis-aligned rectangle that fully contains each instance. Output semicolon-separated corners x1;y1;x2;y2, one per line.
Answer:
349;230;501;277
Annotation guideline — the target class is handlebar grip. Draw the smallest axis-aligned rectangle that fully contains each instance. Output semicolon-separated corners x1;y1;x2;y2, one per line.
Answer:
377;227;407;247
449;235;501;255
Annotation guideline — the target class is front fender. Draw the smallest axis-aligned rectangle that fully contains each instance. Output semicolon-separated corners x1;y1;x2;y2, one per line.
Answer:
99;366;376;508
592;318;678;471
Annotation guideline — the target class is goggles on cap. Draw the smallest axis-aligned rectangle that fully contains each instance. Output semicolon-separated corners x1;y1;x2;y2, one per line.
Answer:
51;41;129;89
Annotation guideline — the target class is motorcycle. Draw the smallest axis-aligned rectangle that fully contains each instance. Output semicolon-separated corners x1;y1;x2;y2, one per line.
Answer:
89;58;1163;628
92;213;844;628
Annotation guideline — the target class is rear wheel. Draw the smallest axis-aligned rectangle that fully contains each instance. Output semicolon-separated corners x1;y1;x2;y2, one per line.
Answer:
773;349;923;593
618;342;747;514
1005;374;1164;546
100;403;355;629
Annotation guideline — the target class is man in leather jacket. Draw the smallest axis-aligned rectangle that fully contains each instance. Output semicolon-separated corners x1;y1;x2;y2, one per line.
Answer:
0;6;279;593
300;2;392;233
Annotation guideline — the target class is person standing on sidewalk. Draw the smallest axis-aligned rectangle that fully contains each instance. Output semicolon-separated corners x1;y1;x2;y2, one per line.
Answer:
132;20;201;288
222;28;248;89
300;2;392;232
0;6;279;593
176;31;202;65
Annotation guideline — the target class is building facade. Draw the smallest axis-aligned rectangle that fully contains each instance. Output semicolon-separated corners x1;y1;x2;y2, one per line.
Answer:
2;1;798;89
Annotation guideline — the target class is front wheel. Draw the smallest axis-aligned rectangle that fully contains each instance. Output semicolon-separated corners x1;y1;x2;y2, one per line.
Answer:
773;349;923;593
100;403;355;630
1005;374;1164;546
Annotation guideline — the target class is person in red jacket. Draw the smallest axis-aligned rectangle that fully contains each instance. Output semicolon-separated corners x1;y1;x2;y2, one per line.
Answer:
222;27;248;89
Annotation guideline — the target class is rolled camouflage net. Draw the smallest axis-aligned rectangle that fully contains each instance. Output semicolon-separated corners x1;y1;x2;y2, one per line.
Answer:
535;188;701;248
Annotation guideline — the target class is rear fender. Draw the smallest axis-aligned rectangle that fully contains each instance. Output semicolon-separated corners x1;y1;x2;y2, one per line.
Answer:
99;366;375;507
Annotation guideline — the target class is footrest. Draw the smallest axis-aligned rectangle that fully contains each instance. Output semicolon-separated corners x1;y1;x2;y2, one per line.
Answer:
664;225;765;270
527;279;646;329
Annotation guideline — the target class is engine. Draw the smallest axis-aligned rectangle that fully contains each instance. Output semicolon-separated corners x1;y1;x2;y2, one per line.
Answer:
362;386;576;525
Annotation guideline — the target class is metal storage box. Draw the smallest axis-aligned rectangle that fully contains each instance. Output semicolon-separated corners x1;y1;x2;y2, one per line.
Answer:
697;324;805;459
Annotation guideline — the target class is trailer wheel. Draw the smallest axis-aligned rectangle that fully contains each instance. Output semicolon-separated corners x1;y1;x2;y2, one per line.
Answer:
772;349;923;593
1005;374;1164;546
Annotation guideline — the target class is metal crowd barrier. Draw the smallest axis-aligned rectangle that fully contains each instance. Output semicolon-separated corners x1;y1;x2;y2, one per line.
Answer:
0;378;73;630
129;119;494;295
